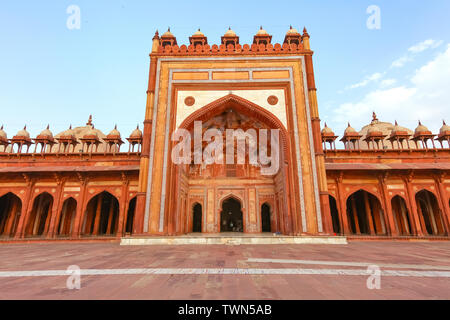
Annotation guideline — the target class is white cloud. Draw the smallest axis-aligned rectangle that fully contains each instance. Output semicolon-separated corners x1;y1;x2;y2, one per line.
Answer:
380;78;397;88
408;39;443;53
391;39;443;68
347;72;384;89
391;56;413;68
329;44;450;136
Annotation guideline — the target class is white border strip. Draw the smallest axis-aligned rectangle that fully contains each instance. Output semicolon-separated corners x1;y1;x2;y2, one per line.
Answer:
0;268;449;278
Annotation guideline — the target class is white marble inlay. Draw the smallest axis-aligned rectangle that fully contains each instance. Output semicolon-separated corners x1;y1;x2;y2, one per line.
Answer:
176;89;287;129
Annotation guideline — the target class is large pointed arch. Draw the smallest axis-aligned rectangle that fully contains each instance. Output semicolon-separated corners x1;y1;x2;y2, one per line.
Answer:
164;93;301;236
178;94;290;156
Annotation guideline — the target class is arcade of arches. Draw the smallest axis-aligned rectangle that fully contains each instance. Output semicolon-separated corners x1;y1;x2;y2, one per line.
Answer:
327;177;450;237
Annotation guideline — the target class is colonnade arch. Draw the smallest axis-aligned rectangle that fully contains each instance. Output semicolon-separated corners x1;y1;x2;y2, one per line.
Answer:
328;195;341;234
415;190;446;236
81;191;119;236
391;195;412;236
57;197;77;236
346;190;386;235
0;193;22;237
25;192;53;237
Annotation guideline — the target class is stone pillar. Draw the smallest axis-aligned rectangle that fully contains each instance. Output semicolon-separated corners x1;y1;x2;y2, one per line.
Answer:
135;53;159;235
92;193;103;236
47;176;65;238
304;52;333;235
378;174;398;236
335;175;351;234
350;196;361;234
363;191;376;235
71;176;89;238
434;173;450;234
403;174;424;236
15;175;34;239
117;174;130;237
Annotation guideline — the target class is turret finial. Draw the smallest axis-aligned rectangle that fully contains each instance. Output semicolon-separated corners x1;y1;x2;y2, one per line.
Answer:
87;115;93;126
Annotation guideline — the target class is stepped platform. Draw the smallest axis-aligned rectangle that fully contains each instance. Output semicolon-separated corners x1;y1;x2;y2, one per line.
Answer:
120;233;348;245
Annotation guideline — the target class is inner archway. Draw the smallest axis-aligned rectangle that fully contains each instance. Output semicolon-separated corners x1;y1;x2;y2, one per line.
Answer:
391;196;412;236
221;197;243;232
125;197;136;235
82;192;119;237
329;195;341;234
261;203;271;232
346;190;386;235
0;193;22;238
169;94;294;235
415;190;446;236
192;203;202;233
57;198;77;236
25;192;53;237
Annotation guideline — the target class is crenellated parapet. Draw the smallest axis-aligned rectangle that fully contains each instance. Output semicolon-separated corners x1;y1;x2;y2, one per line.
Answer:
151;26;310;56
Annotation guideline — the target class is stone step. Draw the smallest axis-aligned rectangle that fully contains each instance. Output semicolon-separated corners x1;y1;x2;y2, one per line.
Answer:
120;235;348;246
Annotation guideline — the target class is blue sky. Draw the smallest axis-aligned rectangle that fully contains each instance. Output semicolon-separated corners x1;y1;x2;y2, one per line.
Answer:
1;0;450;141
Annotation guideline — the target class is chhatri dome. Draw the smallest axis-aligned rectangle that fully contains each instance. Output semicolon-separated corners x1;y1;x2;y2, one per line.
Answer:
38;125;53;139
107;125;121;138
192;29;204;37
344;123;357;134
415;121;430;135
321;123;335;135
224;27;236;37
440;121;450;134
16;126;30;138
256;26;268;36
61;125;75;138
162;27;174;37
392;120;410;134
0;125;6;139
286;25;299;35
130;125;143;138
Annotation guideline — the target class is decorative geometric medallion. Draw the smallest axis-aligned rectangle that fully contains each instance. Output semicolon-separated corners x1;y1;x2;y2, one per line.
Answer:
267;95;279;105
184;96;196;106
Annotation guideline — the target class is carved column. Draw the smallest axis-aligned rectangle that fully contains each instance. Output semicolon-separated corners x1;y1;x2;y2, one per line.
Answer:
363;191;376;235
116;172;130;237
335;173;351;234
433;172;450;234
378;173;398;236
71;174;89;238
47;174;65;238
403;173;424;236
92;193;104;236
14;174;34;239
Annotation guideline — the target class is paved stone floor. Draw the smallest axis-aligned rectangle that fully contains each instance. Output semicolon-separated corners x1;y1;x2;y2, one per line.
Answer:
0;241;449;300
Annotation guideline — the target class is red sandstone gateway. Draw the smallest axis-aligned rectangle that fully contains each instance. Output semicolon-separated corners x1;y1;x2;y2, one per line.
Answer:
0;27;449;241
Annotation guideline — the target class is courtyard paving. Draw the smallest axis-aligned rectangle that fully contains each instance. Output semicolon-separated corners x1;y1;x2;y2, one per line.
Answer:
0;240;449;300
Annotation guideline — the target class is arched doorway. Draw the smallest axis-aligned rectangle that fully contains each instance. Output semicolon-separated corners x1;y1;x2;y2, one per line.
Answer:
125;197;136;235
82;192;119;236
416;190;446;236
220;197;243;232
261;203;271;232
57;198;77;236
170;94;295;236
192;203;202;233
391;196;412;236
0;193;22;237
329;195;341;234
346;190;386;235
25;192;53;237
